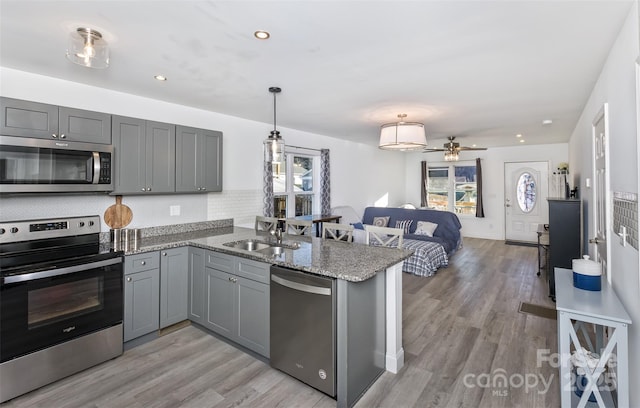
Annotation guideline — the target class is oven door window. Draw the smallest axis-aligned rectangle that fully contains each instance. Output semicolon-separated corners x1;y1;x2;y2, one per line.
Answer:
0;145;93;184
28;276;104;329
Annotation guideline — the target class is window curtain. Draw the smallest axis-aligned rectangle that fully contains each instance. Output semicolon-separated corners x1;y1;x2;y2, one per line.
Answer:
320;149;331;214
476;158;485;218
421;160;428;208
263;154;274;217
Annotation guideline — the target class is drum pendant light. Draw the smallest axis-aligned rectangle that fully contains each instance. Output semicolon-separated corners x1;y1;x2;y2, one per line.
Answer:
379;113;427;151
264;87;285;163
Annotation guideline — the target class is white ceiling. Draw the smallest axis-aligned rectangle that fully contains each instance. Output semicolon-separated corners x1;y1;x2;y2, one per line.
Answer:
0;0;634;149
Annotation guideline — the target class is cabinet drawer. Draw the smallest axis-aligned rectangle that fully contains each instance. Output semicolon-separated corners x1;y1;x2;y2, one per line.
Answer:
235;257;270;284
205;251;233;273
126;252;160;274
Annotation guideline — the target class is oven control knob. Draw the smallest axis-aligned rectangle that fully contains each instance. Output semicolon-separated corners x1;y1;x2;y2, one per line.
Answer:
89;221;95;226
79;222;85;227
10;227;18;233
0;228;5;234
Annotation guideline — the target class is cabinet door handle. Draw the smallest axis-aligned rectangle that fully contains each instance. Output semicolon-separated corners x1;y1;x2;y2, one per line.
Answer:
59;134;66;139
228;277;237;283
126;277;132;282
201;187;206;191
52;133;58;139
162;252;167;256
147;187;152;192
140;261;146;265
141;188;147;192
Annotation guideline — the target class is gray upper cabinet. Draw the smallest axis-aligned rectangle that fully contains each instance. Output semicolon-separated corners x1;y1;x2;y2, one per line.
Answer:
1;97;111;144
160;247;189;329
175;125;223;193
112;116;176;194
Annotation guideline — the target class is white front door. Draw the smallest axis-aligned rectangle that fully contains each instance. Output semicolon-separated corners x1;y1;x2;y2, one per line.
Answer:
592;104;610;281
504;162;550;243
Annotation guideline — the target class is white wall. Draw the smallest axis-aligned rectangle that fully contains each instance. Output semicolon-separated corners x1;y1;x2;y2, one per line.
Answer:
0;67;407;229
404;143;569;240
568;1;640;401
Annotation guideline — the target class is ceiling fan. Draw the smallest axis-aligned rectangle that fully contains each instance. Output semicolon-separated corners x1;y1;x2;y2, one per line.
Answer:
423;136;487;161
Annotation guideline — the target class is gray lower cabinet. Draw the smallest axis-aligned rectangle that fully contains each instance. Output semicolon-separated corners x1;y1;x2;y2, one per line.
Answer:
0;97;111;144
112;116;176;194
187;247;205;325
159;247;189;329
124;252;160;342
202;251;270;357
175;125;223;193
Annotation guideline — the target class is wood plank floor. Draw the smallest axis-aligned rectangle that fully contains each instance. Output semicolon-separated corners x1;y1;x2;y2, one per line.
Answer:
3;238;560;408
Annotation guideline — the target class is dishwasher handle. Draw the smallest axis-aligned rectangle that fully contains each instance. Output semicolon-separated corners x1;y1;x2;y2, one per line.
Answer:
271;274;332;296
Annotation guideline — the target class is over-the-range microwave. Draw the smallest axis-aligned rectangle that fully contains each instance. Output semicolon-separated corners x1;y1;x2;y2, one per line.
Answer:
0;135;113;193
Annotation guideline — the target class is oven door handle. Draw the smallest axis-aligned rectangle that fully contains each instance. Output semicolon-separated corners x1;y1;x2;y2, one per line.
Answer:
2;257;123;284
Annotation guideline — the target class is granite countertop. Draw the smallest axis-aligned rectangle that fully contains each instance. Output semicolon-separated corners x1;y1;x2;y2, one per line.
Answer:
116;226;413;282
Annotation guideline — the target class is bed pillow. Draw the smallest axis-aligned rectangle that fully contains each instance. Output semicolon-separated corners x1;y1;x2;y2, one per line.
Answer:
414;221;438;237
350;222;365;230
395;219;413;234
372;216;390;227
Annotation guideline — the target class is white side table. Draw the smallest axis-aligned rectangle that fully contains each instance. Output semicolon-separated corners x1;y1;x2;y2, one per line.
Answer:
555;268;632;408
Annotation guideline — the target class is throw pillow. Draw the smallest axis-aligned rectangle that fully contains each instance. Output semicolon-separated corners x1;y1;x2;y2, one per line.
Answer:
395;219;413;234
414;221;438;237
372;216;390;227
350;222;365;230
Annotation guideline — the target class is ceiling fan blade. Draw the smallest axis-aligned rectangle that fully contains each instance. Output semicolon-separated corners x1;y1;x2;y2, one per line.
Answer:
458;147;487;151
422;148;446;152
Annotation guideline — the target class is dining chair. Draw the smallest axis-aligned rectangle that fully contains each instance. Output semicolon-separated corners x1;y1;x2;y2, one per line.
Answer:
284;219;313;236
322;223;354;242
255;215;279;232
364;225;403;248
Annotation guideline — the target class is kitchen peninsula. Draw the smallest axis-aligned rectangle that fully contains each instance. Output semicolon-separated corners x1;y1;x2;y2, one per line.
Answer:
117;221;413;408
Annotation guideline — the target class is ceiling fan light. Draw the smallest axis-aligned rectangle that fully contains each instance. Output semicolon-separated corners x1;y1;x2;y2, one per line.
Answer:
379;115;427;151
444;150;459;161
66;27;109;69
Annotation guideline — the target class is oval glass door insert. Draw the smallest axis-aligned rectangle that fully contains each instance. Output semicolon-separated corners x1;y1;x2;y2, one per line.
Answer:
516;172;536;212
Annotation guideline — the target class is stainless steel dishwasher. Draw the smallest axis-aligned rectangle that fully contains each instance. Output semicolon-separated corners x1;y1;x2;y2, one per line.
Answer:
270;265;336;397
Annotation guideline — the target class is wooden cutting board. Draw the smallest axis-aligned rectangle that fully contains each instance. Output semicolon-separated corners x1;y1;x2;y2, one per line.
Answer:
104;195;133;229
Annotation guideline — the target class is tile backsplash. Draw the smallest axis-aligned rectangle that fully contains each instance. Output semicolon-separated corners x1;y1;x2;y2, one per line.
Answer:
613;192;638;250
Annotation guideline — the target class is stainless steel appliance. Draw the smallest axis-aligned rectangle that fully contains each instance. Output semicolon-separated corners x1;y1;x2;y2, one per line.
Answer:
0;135;113;193
270;266;336;397
0;215;124;403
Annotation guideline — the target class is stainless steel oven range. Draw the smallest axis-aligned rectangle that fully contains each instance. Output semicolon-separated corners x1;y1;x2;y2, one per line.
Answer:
0;215;124;403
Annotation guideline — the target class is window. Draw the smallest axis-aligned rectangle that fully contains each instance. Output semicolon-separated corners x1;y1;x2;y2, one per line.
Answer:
427;164;477;215
273;153;318;218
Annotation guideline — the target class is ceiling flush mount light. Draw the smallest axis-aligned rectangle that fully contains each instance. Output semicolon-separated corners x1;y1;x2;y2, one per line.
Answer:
154;75;167;81
264;87;285;163
66;27;109;69
379;114;427;151
254;30;270;40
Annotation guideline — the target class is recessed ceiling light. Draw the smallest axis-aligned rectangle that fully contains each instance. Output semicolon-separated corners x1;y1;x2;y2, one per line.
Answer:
542;119;553;125
520;139;525;143
254;30;270;40
472;144;477;147
154;75;167;81
516;134;522;138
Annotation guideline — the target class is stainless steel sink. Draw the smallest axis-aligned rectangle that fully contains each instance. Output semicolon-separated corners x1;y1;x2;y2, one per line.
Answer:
224;239;272;251
223;239;299;255
257;246;285;256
